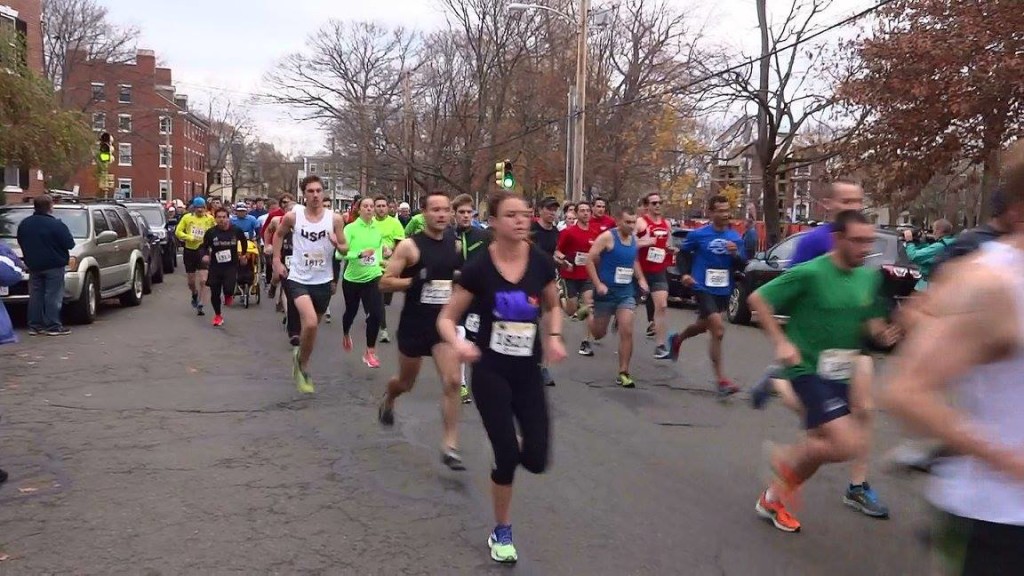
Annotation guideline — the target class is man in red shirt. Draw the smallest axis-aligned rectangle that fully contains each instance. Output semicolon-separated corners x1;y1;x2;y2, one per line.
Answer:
555;200;604;356
591;197;616;233
636;192;677;358
261;194;294;298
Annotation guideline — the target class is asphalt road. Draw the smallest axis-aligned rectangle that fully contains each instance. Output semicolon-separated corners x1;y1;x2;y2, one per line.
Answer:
0;268;932;575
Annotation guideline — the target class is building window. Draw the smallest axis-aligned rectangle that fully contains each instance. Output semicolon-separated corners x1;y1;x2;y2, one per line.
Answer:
118;84;132;104
309;163;318;174
159;180;170;200
91;82;105;102
117;114;131;132
117;143;132;166
92;112;106;131
212;172;222;185
159;145;171;168
159;116;171;134
116;178;132;198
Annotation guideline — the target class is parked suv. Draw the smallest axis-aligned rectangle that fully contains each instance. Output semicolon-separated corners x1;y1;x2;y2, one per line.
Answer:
726;227;920;325
121;200;176;274
0;202;148;324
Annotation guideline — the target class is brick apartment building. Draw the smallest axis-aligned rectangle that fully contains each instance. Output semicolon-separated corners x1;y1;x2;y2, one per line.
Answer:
64;48;208;201
2;0;46;202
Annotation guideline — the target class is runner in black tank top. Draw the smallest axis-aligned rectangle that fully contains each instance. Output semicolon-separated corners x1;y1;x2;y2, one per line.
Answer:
378;192;468;470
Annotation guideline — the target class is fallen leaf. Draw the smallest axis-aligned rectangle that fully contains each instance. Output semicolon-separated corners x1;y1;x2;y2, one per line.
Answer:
0;553;10;561
25;362;36;366
18;487;38;494
84;394;92;397
60;356;69;360
187;367;198;374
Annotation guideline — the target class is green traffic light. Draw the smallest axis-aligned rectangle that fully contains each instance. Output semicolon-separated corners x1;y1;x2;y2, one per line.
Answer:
99;152;111;163
502;176;514;189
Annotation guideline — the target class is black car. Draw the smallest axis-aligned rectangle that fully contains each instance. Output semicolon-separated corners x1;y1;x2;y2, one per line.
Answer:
130;211;164;294
122;201;176;274
666;227;696;307
726;227;920;325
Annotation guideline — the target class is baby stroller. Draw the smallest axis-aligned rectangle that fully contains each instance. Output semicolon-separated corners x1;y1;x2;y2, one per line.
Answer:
234;239;262;308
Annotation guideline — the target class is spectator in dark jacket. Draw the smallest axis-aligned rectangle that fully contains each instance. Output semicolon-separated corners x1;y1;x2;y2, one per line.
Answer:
742;218;760;259
16;195;75;335
0;243;25;345
931;188;1009;275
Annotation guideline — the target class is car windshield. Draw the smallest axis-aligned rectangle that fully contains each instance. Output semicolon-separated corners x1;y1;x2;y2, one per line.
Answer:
867;234;908;267
135;207;165;228
0;208;90;239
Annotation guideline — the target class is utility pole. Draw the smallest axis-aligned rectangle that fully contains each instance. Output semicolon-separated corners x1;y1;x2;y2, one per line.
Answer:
756;0;776;242
402;70;414;204
570;0;590;203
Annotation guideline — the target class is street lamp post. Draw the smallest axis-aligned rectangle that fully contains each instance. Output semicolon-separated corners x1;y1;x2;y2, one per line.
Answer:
508;1;590;202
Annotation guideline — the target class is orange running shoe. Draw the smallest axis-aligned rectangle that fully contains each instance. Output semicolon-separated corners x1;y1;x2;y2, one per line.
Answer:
342;334;353;352
363;350;380;368
756;490;801;533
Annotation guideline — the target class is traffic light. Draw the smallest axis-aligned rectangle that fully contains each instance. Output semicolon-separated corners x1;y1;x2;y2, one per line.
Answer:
98;132;112;164
501;160;514;189
494;162;503;187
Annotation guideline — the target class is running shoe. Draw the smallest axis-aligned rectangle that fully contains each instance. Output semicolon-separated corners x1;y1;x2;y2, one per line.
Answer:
667;331;683;362
289;335;300;348
379;329;391;343
843;483;890;519
363;350;381;368
755;490;801;533
325;310;332;324
487;525;518;564
196;305;205;317
645;322;655;339
541;366;555;387
224;295;234;307
268;284;277;299
377;395;394;426
292;348;314;394
578;340;594;356
190;292;199;309
616;372;636;389
342;334;353;352
717;379;740;398
46;328;71;336
460;384;472;404
750;367;777;410
212;315;224;327
441;447;466;471
653;345;670;359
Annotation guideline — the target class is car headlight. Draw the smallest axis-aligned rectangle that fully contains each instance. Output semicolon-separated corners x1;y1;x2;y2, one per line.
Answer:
152;228;167;240
66;256;78;272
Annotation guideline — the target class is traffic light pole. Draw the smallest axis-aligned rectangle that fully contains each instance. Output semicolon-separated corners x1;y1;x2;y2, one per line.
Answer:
570;0;590;203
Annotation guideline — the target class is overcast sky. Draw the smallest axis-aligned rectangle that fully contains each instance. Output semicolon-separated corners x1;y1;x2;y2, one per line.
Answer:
99;0;872;156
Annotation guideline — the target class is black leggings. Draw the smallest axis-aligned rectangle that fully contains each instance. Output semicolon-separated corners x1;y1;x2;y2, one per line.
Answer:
285;288;299;338
645;292;655;323
471;360;550;486
341;278;383;347
206;268;237;316
381;291;393;330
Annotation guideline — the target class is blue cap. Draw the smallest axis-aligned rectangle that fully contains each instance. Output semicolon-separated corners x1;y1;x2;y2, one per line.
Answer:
192;197;206;208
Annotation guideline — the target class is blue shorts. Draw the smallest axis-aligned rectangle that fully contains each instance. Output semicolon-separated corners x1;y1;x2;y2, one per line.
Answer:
791;374;851;429
593;293;636;317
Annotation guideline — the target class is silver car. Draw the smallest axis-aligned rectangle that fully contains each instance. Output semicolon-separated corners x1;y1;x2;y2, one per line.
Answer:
0;202;148;324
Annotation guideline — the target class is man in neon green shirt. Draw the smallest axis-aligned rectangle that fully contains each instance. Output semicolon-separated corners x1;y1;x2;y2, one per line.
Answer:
340;197;386;368
403;196;427;236
174;197;217;313
373;195;405;343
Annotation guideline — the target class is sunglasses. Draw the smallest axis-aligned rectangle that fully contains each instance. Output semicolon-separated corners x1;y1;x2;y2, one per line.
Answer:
648;201;662;206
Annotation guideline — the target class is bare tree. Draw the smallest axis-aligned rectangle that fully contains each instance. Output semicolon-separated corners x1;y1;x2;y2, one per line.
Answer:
204;98;258;196
43;0;139;107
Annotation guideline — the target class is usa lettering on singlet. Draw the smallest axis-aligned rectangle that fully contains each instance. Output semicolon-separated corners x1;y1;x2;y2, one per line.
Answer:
289;210;335;285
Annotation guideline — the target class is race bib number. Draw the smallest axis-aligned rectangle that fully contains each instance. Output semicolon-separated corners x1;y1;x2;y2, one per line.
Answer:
614;266;633;285
574;252;588;266
360;253;377;266
646;247;666;264
705;268;728;288
420;280;452;305
465;313;480;333
190;226;204;240
302;250;326;269
489;321;537;357
214;250;231;264
818;349;857;381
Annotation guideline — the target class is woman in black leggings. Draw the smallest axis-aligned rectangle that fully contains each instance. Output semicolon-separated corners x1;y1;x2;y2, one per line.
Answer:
340;197;385;368
438;190;565;565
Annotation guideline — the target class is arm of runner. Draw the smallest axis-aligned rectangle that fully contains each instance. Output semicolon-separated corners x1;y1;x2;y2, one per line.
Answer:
749;265;810;366
540;279;566;363
636;218;655;247
235;228;249;263
272;213;295;279
380;239;414;293
200;228;214;264
633;258;648;294
439;285;479;363
175;215;190;243
585;232;610;294
883;264;1024;482
332;214;349;256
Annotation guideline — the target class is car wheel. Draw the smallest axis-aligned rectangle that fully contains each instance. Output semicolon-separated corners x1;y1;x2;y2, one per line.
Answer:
120;263;144;306
727;282;752;325
67;271;99;324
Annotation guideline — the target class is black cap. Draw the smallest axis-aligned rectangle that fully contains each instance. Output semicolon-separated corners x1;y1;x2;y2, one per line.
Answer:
539;196;560;209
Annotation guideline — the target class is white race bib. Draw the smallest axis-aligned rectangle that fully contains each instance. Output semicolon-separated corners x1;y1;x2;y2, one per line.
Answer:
489;321;536;357
614;266;633;285
646;247;666;264
302;250;326;270
420;280;452;305
705;268;728;288
818;349;857;381
0;286;8;296
190;226;204;240
214;250;231;264
574;251;588;266
465;313;480;333
360;253;377;266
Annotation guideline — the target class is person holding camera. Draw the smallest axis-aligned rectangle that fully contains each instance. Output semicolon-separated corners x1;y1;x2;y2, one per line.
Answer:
902;219;956;291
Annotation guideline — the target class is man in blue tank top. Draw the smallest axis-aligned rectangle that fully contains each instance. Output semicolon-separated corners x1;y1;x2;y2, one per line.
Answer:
584;205;649;388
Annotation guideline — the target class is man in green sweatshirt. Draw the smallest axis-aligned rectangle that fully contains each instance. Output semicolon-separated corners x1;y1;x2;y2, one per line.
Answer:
373;195;406;342
404;196;427;236
340;197;386;368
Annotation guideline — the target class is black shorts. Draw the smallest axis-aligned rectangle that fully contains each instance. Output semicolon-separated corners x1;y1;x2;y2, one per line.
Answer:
397;316;443;358
206;266;238;293
932;508;1024;575
791;374;851;429
563;278;592;299
182;248;208;273
284;280;332;316
644;269;669;292
696;291;730;319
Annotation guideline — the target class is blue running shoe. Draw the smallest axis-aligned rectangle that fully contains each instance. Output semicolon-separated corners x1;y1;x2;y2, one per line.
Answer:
487;524;518;563
750;365;779;410
844;483;890;519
